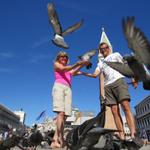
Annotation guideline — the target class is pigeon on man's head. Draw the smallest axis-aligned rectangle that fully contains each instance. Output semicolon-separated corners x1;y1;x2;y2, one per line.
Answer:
78;49;97;69
47;3;83;49
122;17;150;69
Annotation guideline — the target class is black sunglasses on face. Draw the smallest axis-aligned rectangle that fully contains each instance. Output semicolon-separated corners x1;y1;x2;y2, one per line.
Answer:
100;46;109;52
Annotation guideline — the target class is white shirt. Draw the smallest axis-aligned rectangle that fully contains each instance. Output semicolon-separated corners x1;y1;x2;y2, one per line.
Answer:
96;52;124;85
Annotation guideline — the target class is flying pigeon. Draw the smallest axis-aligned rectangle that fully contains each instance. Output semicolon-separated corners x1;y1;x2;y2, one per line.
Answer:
78;49;97;69
122;17;150;69
105;55;150;90
47;3;83;49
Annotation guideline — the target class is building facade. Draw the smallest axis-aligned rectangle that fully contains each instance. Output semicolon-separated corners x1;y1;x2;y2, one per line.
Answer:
0;104;23;132
66;107;94;127
134;95;150;140
14;109;26;124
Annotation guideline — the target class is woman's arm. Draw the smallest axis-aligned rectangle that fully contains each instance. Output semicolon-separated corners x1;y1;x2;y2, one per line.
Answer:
54;61;83;72
71;61;90;76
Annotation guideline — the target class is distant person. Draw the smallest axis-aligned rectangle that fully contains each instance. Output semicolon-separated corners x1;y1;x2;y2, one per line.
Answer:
140;128;149;145
80;42;137;140
51;51;88;148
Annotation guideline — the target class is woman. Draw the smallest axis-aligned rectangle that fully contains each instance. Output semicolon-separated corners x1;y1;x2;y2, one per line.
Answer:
51;51;88;148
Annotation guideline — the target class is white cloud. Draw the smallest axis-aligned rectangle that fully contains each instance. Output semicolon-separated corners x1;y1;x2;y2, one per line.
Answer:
0;52;14;59
0;68;12;73
29;54;50;63
32;37;49;48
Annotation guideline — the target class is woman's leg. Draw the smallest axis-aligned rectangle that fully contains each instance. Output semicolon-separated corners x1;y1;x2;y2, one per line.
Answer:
50;112;63;148
57;112;66;147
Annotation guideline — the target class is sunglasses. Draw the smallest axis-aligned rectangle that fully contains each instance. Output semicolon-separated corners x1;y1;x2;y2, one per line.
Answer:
100;46;109;51
59;56;68;60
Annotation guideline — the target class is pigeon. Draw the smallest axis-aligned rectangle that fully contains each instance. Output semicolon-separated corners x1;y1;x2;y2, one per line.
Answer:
47;3;83;49
66;104;106;150
29;131;43;147
0;133;23;150
78;49;97;69
87;127;120;135
122;17;150;69
105;55;150;90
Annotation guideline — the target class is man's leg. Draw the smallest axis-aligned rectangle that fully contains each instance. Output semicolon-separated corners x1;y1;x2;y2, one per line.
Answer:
120;100;136;139
110;104;125;140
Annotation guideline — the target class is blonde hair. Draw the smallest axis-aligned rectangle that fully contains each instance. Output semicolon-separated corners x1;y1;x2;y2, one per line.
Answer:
55;51;69;64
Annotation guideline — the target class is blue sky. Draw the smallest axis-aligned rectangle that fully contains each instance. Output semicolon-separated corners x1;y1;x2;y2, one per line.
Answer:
0;0;149;126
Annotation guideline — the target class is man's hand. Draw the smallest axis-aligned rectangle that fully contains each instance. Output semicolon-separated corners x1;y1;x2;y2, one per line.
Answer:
131;78;138;89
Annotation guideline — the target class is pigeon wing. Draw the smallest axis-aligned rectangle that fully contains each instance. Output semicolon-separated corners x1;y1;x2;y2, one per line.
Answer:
62;19;83;36
143;81;150;90
105;61;135;78
88;127;120;135
47;3;62;35
122;17;150;68
81;49;97;61
124;55;150;81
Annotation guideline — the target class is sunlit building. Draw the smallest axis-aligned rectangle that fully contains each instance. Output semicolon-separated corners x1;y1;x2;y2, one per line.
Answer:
0;104;25;132
66;107;94;126
14;109;26;124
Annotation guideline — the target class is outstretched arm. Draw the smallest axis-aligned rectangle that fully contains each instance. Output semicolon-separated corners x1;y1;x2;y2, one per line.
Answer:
71;61;90;76
54;61;84;72
80;68;101;78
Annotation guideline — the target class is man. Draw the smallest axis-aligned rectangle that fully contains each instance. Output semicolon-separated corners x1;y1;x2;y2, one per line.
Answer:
81;42;137;140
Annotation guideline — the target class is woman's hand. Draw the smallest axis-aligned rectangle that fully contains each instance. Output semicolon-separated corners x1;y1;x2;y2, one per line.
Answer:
76;60;90;66
75;71;83;75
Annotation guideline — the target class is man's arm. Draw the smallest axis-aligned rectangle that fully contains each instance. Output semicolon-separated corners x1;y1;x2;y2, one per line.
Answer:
131;78;138;88
80;68;101;78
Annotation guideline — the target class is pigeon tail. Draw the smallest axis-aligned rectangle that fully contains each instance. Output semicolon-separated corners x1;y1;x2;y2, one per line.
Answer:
78;56;82;60
86;63;92;69
52;34;69;49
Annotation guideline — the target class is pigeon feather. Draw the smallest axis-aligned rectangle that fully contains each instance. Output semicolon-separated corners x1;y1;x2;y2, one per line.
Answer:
122;17;150;69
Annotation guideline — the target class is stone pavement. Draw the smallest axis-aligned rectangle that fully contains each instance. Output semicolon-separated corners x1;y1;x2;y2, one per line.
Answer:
11;146;67;150
11;144;150;150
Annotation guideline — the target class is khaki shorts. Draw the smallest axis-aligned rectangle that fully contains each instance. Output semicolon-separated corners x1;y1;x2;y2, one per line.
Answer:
52;82;72;116
104;78;130;105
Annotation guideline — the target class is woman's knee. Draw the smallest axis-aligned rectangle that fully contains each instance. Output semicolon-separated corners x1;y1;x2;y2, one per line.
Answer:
58;112;65;118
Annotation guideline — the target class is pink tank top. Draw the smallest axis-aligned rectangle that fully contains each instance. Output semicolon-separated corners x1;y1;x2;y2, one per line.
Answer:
54;70;72;87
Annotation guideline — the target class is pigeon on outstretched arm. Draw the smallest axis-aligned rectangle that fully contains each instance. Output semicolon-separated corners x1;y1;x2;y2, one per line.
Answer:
47;3;83;49
78;49;97;69
122;17;150;69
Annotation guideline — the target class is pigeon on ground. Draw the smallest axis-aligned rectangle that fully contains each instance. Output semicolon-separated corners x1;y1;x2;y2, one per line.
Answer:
122;17;150;69
78;49;97;69
105;55;150;90
0;133;22;150
66;104;106;150
47;3;83;49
